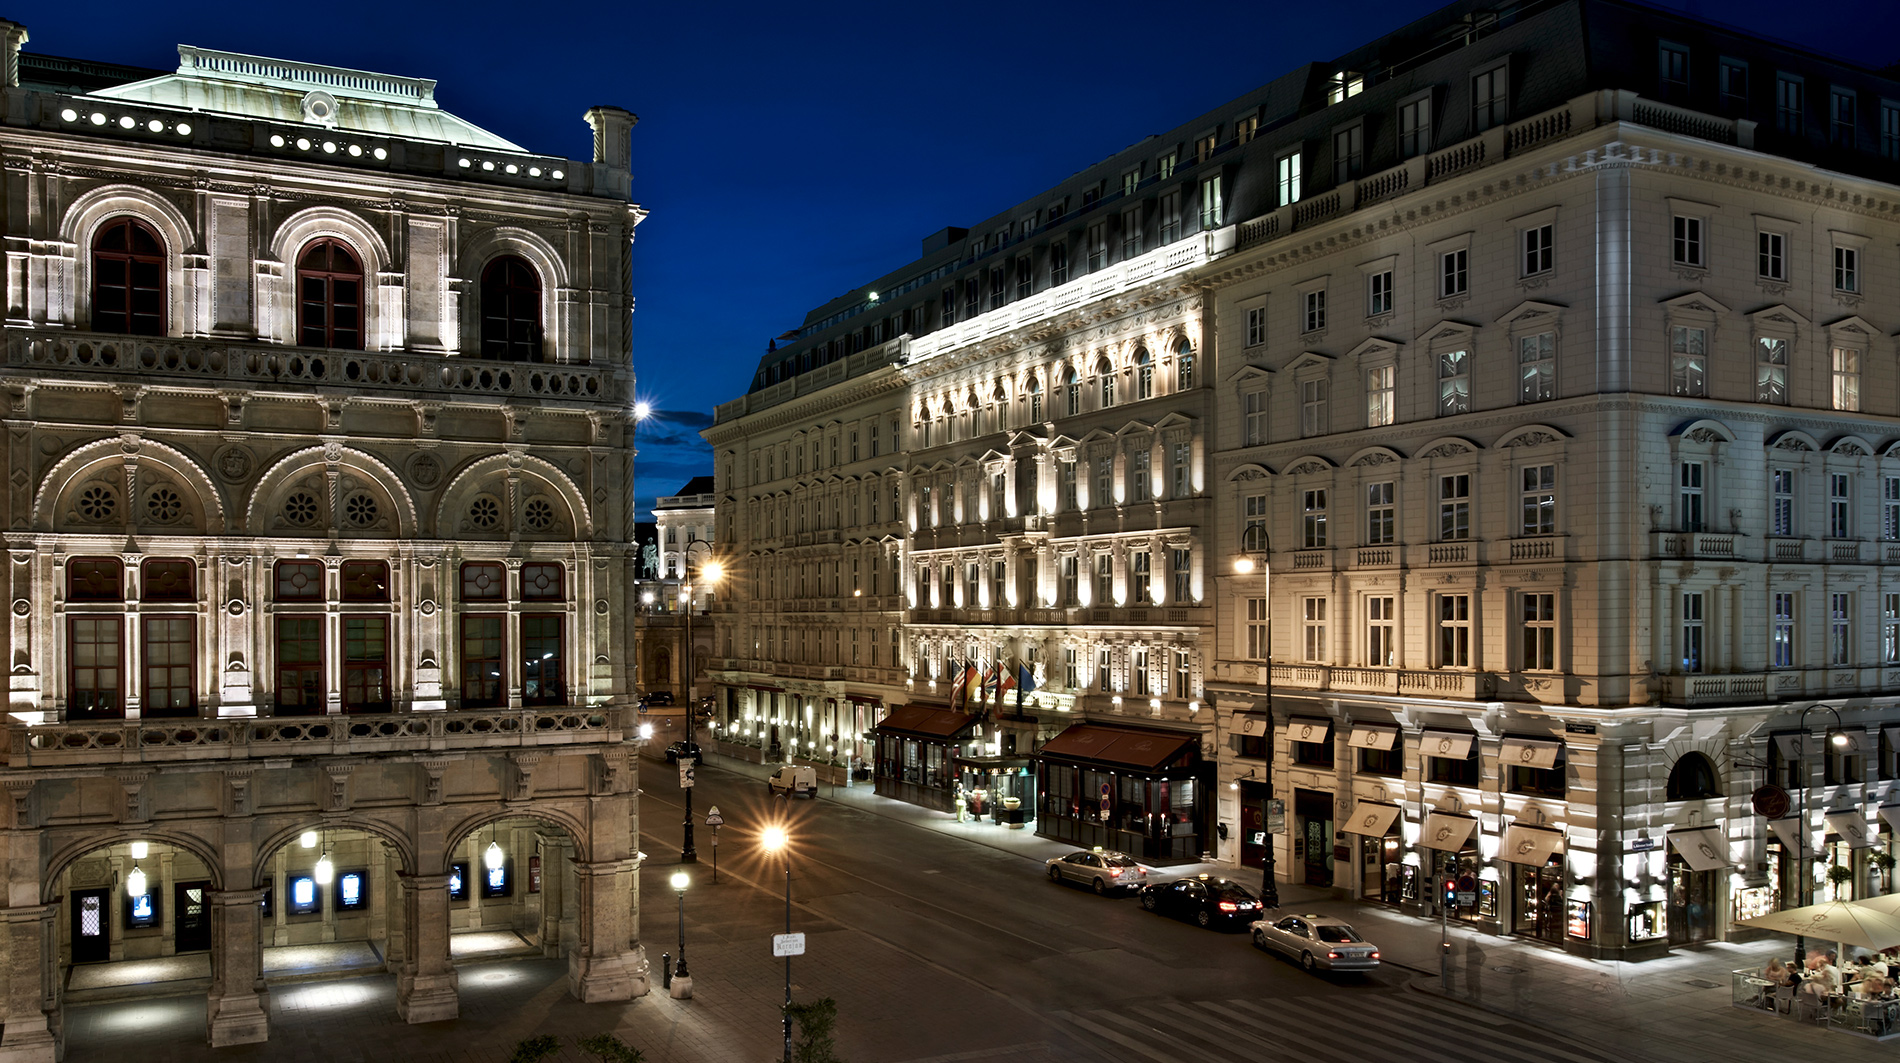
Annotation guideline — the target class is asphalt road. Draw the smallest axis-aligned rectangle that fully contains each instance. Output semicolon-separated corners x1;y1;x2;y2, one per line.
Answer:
633;753;1622;1063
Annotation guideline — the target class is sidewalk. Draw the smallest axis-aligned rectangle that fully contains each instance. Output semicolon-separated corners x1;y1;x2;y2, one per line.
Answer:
683;744;1897;1063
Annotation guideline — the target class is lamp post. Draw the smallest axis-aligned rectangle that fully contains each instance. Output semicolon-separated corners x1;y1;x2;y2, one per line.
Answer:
678;541;723;865
762;825;793;1063
1793;703;1849;966
1234;545;1280;911
668;870;692;998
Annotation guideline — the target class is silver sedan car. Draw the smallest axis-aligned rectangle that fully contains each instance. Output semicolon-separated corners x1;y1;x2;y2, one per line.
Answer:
1045;848;1149;895
1250;914;1381;972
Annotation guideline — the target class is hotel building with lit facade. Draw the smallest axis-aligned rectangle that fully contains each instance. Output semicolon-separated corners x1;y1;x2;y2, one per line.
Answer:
708;0;1900;959
0;23;650;1058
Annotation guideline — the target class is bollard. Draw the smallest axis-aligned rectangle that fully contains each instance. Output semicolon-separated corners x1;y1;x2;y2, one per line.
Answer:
661;953;672;990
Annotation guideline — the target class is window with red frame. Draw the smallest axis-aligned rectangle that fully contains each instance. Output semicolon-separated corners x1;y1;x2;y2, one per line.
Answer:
340;560;389;601
460;616;505;707
92;217;165;336
141;559;194;602
68;558;124;601
521;563;564;601
297;239;363;350
68;617;123;719
461;562;505;602
275;560;324;601
521;615;563;705
275;616;323;716
141;616;194;717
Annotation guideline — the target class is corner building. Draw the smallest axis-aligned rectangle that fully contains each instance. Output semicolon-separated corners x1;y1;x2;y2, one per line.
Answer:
0;25;650;1058
1204;0;1900;959
713;0;1900;960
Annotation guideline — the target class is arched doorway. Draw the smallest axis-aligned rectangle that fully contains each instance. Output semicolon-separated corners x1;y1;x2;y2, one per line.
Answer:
54;837;217;975
253;825;407;974
443;815;583;963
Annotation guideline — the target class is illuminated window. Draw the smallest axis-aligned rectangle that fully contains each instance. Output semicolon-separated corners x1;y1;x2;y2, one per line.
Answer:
92;217;166;336
290;875;319;915
479;254;543;361
127;891;159;928
296;238;363;350
337;871;367;911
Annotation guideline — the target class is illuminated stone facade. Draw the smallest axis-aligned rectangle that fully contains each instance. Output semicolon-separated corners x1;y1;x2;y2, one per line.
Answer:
0;24;648;1058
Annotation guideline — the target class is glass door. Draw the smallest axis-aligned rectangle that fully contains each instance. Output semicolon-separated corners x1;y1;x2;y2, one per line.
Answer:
1667;853;1715;944
71;888;109;964
1513;861;1564;943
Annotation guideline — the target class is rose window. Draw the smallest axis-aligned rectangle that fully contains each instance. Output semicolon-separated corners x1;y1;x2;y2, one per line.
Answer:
77;486;117;522
283;492;320;525
469;496;501;529
146;487;182;522
344;492;379;527
524;498;554;530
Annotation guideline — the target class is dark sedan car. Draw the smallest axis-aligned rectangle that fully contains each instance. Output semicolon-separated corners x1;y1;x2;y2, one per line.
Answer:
663;740;701;764
1137;875;1266;929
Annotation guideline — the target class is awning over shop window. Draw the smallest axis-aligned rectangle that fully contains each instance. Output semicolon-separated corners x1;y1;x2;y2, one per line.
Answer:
1826;810;1878;848
1773;733;1807;758
1419;731;1475;759
1036;724;1198;771
1285;717;1331;745
1667;826;1731;872
1768;816;1811;856
873;704;979;741
1348;725;1399;750
1880;806;1900;835
1502;823;1564;866
1420;812;1478;851
1500;737;1563;770
845;692;884;704
1886;726;1900;749
1235;714;1270;737
1342;801;1403;837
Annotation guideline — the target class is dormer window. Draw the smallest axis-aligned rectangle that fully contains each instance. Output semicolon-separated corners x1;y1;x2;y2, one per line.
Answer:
1327;71;1364;105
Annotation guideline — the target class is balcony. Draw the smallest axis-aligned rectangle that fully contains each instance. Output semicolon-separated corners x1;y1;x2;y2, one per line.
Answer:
1261;664;1495;701
1651;531;1738;560
10;330;630;405
1506;535;1562;562
1;707;628;769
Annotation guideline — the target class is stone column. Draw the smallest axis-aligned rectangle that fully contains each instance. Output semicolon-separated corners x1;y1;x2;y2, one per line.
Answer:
394;873;457;1023
382;847;407;971
205;888;268;1046
0;904;55;1062
566;858;647;1002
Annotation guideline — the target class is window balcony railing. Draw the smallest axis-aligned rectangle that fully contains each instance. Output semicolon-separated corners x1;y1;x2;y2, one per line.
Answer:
1651;530;1737;559
2;706;628;768
9;329;629;405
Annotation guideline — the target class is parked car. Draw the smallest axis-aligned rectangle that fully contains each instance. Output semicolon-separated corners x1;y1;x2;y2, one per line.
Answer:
767;764;817;798
639;691;675;709
664;740;701;764
1250;914;1381;972
1045;848;1149;895
1136;875;1264;930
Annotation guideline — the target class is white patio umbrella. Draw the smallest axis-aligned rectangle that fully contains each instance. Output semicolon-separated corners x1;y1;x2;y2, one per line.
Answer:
1734;899;1900;952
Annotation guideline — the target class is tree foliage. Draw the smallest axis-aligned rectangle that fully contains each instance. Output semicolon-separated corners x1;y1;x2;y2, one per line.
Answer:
785;997;844;1063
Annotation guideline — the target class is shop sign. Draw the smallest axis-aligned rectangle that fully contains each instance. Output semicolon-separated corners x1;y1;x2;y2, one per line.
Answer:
1752;784;1791;820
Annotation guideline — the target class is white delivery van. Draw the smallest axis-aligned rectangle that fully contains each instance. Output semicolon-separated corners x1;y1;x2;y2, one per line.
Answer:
767;765;818;798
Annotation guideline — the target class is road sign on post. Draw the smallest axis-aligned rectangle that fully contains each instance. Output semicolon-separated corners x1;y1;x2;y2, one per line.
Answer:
705;807;724;827
679;761;695;788
772;932;806;957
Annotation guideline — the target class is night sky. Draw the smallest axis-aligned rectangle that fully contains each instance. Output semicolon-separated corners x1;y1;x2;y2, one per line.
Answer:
25;1;1900;516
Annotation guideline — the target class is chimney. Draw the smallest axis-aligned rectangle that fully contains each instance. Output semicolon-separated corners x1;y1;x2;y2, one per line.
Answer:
582;106;637;172
0;20;27;89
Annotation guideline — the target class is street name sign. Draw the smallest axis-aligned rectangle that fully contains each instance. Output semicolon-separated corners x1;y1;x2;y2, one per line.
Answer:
772;933;805;957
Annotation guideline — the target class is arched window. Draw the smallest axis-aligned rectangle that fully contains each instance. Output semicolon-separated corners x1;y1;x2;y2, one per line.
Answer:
1097;358;1117;408
1063;367;1080;417
297;239;363;349
479;255;544;361
1665;752;1720;801
1026;377;1043;422
1135;348;1154;399
92;217;166;336
1175;339;1195;390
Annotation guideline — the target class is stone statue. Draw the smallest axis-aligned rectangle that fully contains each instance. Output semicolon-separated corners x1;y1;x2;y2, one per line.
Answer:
641;542;659;579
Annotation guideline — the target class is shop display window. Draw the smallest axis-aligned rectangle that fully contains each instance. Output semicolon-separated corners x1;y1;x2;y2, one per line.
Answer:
1566;899;1592;940
1733;886;1774;923
1629;901;1667;941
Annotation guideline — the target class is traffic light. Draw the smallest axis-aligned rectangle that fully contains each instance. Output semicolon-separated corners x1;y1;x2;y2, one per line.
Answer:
1442;876;1458;907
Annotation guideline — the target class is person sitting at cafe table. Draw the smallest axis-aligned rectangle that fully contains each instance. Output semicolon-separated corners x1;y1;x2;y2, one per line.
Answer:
1763;957;1792;985
1802;952;1841;999
1854;974;1890;1000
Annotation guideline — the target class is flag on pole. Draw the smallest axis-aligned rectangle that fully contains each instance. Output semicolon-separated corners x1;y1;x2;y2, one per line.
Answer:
1015;660;1038;699
962;662;981;711
945;660;964;707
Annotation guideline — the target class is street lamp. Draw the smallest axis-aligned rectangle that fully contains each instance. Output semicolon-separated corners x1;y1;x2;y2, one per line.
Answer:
1233;546;1280;911
1793;703;1850;965
679;540;723;865
761;825;793;1063
669;870;692;999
